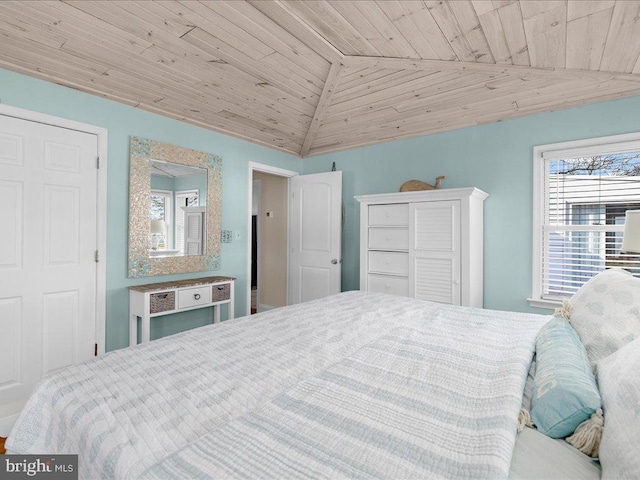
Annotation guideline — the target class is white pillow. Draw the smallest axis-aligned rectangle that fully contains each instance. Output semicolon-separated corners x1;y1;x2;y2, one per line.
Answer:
569;268;640;367
598;337;640;479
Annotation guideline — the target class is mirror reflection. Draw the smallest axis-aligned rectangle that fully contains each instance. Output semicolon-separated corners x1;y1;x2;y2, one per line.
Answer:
149;160;207;257
128;136;223;278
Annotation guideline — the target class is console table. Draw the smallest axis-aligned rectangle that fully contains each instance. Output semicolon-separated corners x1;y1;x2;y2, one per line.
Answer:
129;276;235;346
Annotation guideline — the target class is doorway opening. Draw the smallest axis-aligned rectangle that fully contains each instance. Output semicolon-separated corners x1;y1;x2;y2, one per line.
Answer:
247;162;297;315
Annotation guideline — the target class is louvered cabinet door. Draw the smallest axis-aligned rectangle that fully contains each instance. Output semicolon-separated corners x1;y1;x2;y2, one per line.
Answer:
185;210;204;255
409;201;461;305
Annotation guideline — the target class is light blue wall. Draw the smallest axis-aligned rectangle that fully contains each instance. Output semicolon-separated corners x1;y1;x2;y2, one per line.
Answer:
175;174;208;206
302;94;640;313
5;65;640;347
0;68;301;352
150;174;175;191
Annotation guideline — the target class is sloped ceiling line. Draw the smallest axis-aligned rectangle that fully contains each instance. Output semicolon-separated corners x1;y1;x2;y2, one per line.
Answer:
301;61;344;157
342;56;640;83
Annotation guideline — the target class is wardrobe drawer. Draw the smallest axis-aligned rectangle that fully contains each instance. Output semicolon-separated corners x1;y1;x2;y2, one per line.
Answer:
367;274;409;297
178;286;211;309
368;251;409;276
369;204;409;226
368;227;409;250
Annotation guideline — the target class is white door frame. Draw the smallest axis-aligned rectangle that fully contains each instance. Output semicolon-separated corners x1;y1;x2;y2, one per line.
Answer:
246;161;298;316
174;189;199;254
0;104;108;356
252;179;261;312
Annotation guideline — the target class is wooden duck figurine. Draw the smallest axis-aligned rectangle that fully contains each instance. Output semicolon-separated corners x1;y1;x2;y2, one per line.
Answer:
400;176;446;192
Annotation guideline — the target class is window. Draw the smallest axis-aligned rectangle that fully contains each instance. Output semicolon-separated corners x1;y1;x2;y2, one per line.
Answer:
150;189;173;249
531;133;640;308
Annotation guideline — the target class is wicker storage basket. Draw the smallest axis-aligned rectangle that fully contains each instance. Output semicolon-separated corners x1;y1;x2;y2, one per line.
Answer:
212;284;230;302
150;291;175;313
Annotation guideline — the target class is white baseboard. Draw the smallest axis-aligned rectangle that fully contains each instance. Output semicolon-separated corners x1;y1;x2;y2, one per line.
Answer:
257;303;277;312
0;400;26;437
0;414;18;438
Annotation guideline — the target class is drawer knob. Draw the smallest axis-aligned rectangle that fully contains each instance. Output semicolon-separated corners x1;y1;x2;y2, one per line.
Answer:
385;259;391;265
194;293;201;300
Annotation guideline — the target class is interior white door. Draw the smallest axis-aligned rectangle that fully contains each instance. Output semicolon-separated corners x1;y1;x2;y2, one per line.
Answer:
0;114;98;432
288;171;342;304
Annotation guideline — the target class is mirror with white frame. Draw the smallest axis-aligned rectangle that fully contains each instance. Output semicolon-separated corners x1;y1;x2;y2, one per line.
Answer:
128;137;222;278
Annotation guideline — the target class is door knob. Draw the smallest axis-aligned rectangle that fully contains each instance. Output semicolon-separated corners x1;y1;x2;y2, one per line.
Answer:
331;259;338;264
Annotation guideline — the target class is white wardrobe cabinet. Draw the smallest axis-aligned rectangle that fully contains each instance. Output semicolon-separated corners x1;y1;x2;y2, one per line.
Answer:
355;188;488;307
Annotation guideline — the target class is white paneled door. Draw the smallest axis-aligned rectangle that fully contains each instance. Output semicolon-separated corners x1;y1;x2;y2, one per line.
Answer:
288;171;342;304
0;114;99;433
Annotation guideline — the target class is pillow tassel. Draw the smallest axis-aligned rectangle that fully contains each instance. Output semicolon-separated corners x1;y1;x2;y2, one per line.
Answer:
566;408;604;458
517;408;533;433
553;298;573;320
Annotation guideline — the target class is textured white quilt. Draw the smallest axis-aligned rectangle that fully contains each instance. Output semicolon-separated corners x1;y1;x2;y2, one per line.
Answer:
7;292;549;479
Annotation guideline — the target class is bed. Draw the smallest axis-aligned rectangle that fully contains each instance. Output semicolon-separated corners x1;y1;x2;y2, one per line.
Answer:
5;288;633;479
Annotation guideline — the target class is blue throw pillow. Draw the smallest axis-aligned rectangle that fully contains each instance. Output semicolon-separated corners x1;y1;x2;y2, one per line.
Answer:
531;315;602;439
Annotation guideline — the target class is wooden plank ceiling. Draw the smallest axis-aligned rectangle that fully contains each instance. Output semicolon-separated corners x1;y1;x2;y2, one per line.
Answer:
1;1;640;157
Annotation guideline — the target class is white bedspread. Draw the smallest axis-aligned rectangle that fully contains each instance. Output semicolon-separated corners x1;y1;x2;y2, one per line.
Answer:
7;292;549;479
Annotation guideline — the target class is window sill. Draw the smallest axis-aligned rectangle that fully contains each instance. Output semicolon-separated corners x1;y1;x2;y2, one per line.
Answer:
149;249;181;257
527;297;562;310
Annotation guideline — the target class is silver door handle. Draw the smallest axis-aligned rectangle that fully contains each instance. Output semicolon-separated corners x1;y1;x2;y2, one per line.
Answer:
331;259;338;264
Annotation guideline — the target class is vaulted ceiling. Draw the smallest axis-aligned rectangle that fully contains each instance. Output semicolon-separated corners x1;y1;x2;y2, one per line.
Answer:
1;1;640;157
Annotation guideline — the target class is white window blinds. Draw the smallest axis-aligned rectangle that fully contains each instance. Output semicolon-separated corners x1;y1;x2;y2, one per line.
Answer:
541;153;640;299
